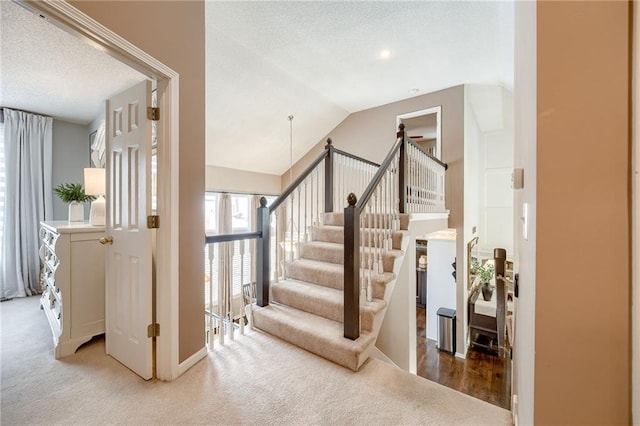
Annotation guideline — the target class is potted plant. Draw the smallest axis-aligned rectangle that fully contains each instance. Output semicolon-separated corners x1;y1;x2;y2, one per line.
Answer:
54;183;95;222
471;260;495;301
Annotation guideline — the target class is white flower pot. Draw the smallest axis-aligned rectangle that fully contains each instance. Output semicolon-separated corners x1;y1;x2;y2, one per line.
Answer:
68;201;84;222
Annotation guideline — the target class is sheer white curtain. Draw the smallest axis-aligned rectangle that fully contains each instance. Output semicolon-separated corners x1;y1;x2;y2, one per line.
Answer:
0;108;53;299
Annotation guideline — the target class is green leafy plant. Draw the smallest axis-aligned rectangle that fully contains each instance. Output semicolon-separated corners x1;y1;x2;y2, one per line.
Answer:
471;260;495;283
53;183;96;204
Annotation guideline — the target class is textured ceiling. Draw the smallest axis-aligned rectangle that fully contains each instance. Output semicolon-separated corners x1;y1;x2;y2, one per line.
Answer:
1;1;514;176
0;1;147;125
205;1;514;175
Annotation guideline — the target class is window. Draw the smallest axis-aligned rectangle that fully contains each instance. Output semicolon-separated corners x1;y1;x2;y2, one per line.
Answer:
204;192;218;233
204;192;276;312
231;194;250;231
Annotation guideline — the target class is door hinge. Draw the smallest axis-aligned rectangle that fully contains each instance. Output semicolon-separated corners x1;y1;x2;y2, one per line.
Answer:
147;107;160;121
147;215;159;229
147;323;160;338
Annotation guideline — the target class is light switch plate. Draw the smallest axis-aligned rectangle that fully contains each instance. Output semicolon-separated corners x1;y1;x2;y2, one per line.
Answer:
513;168;524;189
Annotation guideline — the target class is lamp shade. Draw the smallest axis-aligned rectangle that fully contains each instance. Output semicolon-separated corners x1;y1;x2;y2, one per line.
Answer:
84;168;105;196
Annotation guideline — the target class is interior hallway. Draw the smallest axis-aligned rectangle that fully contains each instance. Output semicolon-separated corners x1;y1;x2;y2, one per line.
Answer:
1;296;510;425
416;306;511;409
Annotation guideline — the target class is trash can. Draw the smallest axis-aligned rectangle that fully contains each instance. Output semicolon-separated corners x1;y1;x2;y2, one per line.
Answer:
436;307;456;354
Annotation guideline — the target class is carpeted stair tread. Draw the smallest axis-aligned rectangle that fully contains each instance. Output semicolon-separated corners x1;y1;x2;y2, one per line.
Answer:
312;225;344;244
298;241;403;272
298;241;344;265
271;279;386;331
324;212;410;230
312;225;408;250
252;302;376;371
285;258;396;294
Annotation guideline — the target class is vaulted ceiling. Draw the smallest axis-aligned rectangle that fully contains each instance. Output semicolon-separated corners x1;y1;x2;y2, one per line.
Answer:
1;1;514;176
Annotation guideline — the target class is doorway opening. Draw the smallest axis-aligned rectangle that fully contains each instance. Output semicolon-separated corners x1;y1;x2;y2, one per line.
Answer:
16;0;180;380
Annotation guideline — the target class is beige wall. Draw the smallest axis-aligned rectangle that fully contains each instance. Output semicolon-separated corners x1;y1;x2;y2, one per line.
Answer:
287;87;465;233
206;165;280;195
535;1;631;423
70;1;206;363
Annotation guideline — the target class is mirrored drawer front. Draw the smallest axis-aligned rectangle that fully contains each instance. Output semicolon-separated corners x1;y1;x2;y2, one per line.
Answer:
40;228;59;249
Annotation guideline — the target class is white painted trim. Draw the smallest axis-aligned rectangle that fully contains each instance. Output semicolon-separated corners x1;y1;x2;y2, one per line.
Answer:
178;346;207;376
22;1;181;381
397;106;443;161
409;211;450;222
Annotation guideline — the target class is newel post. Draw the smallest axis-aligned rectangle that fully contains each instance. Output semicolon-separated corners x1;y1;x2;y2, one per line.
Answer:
256;197;270;307
324;138;334;213
398;123;407;214
344;193;360;340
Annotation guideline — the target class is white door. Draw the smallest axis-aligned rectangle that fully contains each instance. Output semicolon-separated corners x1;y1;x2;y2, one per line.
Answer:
105;80;154;380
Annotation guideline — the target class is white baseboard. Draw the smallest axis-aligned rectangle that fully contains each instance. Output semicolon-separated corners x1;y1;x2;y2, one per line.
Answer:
177;346;207;376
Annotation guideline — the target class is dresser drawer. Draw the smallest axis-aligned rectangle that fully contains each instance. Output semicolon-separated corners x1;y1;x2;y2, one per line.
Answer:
39;221;105;358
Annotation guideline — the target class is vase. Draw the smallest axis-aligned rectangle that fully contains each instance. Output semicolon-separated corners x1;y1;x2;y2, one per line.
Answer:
481;281;494;301
68;201;84;222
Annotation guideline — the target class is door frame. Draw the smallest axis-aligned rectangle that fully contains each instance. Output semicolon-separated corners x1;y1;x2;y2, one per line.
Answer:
396;106;443;160
22;0;180;380
633;1;639;421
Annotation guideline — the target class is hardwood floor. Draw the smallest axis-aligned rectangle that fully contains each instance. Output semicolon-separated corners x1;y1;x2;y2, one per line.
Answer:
416;306;511;410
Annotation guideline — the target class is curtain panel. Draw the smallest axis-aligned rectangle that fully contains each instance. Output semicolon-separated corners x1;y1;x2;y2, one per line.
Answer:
1;108;53;298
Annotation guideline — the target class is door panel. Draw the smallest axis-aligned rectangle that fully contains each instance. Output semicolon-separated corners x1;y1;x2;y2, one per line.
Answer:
105;80;153;380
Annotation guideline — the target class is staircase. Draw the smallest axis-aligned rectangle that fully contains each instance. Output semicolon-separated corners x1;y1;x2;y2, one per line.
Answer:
252;212;410;371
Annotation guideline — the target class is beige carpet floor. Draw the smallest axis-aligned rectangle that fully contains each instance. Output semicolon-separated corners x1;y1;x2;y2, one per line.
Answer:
1;296;511;425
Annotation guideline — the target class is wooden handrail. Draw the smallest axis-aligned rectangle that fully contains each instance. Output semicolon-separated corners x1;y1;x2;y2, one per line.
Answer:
355;137;403;210
205;232;261;245
333;147;380;168
406;139;448;170
269;147;330;214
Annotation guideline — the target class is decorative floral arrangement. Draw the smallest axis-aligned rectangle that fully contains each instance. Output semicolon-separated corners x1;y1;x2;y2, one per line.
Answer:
471;260;495;283
53;183;95;203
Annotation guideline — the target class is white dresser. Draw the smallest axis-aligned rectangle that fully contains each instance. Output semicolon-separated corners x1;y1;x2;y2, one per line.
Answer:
39;221;106;358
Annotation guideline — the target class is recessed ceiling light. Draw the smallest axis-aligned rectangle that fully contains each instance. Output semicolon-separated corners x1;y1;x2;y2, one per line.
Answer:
379;49;392;60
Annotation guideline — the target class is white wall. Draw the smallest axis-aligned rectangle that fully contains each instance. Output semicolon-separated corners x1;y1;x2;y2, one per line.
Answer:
376;215;448;372
462;84;514;357
206;165;281;195
513;1;537;423
51;119;91;220
462;88;482;355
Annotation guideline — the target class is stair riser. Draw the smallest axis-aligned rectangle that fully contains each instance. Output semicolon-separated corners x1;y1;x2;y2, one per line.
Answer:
271;285;376;332
312;226;405;251
284;262;392;300
285;262;344;291
252;306;374;371
299;244;402;273
324;212;409;230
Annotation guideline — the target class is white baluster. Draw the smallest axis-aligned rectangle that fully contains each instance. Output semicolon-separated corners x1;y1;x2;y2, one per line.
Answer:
239;239;245;336
275;209;281;281
218;242;225;346
297;187;301;257
207;242;215;351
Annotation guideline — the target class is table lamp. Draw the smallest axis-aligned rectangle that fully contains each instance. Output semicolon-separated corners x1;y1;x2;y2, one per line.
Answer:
84;168;106;226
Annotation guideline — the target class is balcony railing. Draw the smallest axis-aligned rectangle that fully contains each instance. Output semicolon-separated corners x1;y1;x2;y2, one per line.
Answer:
206;127;448;345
